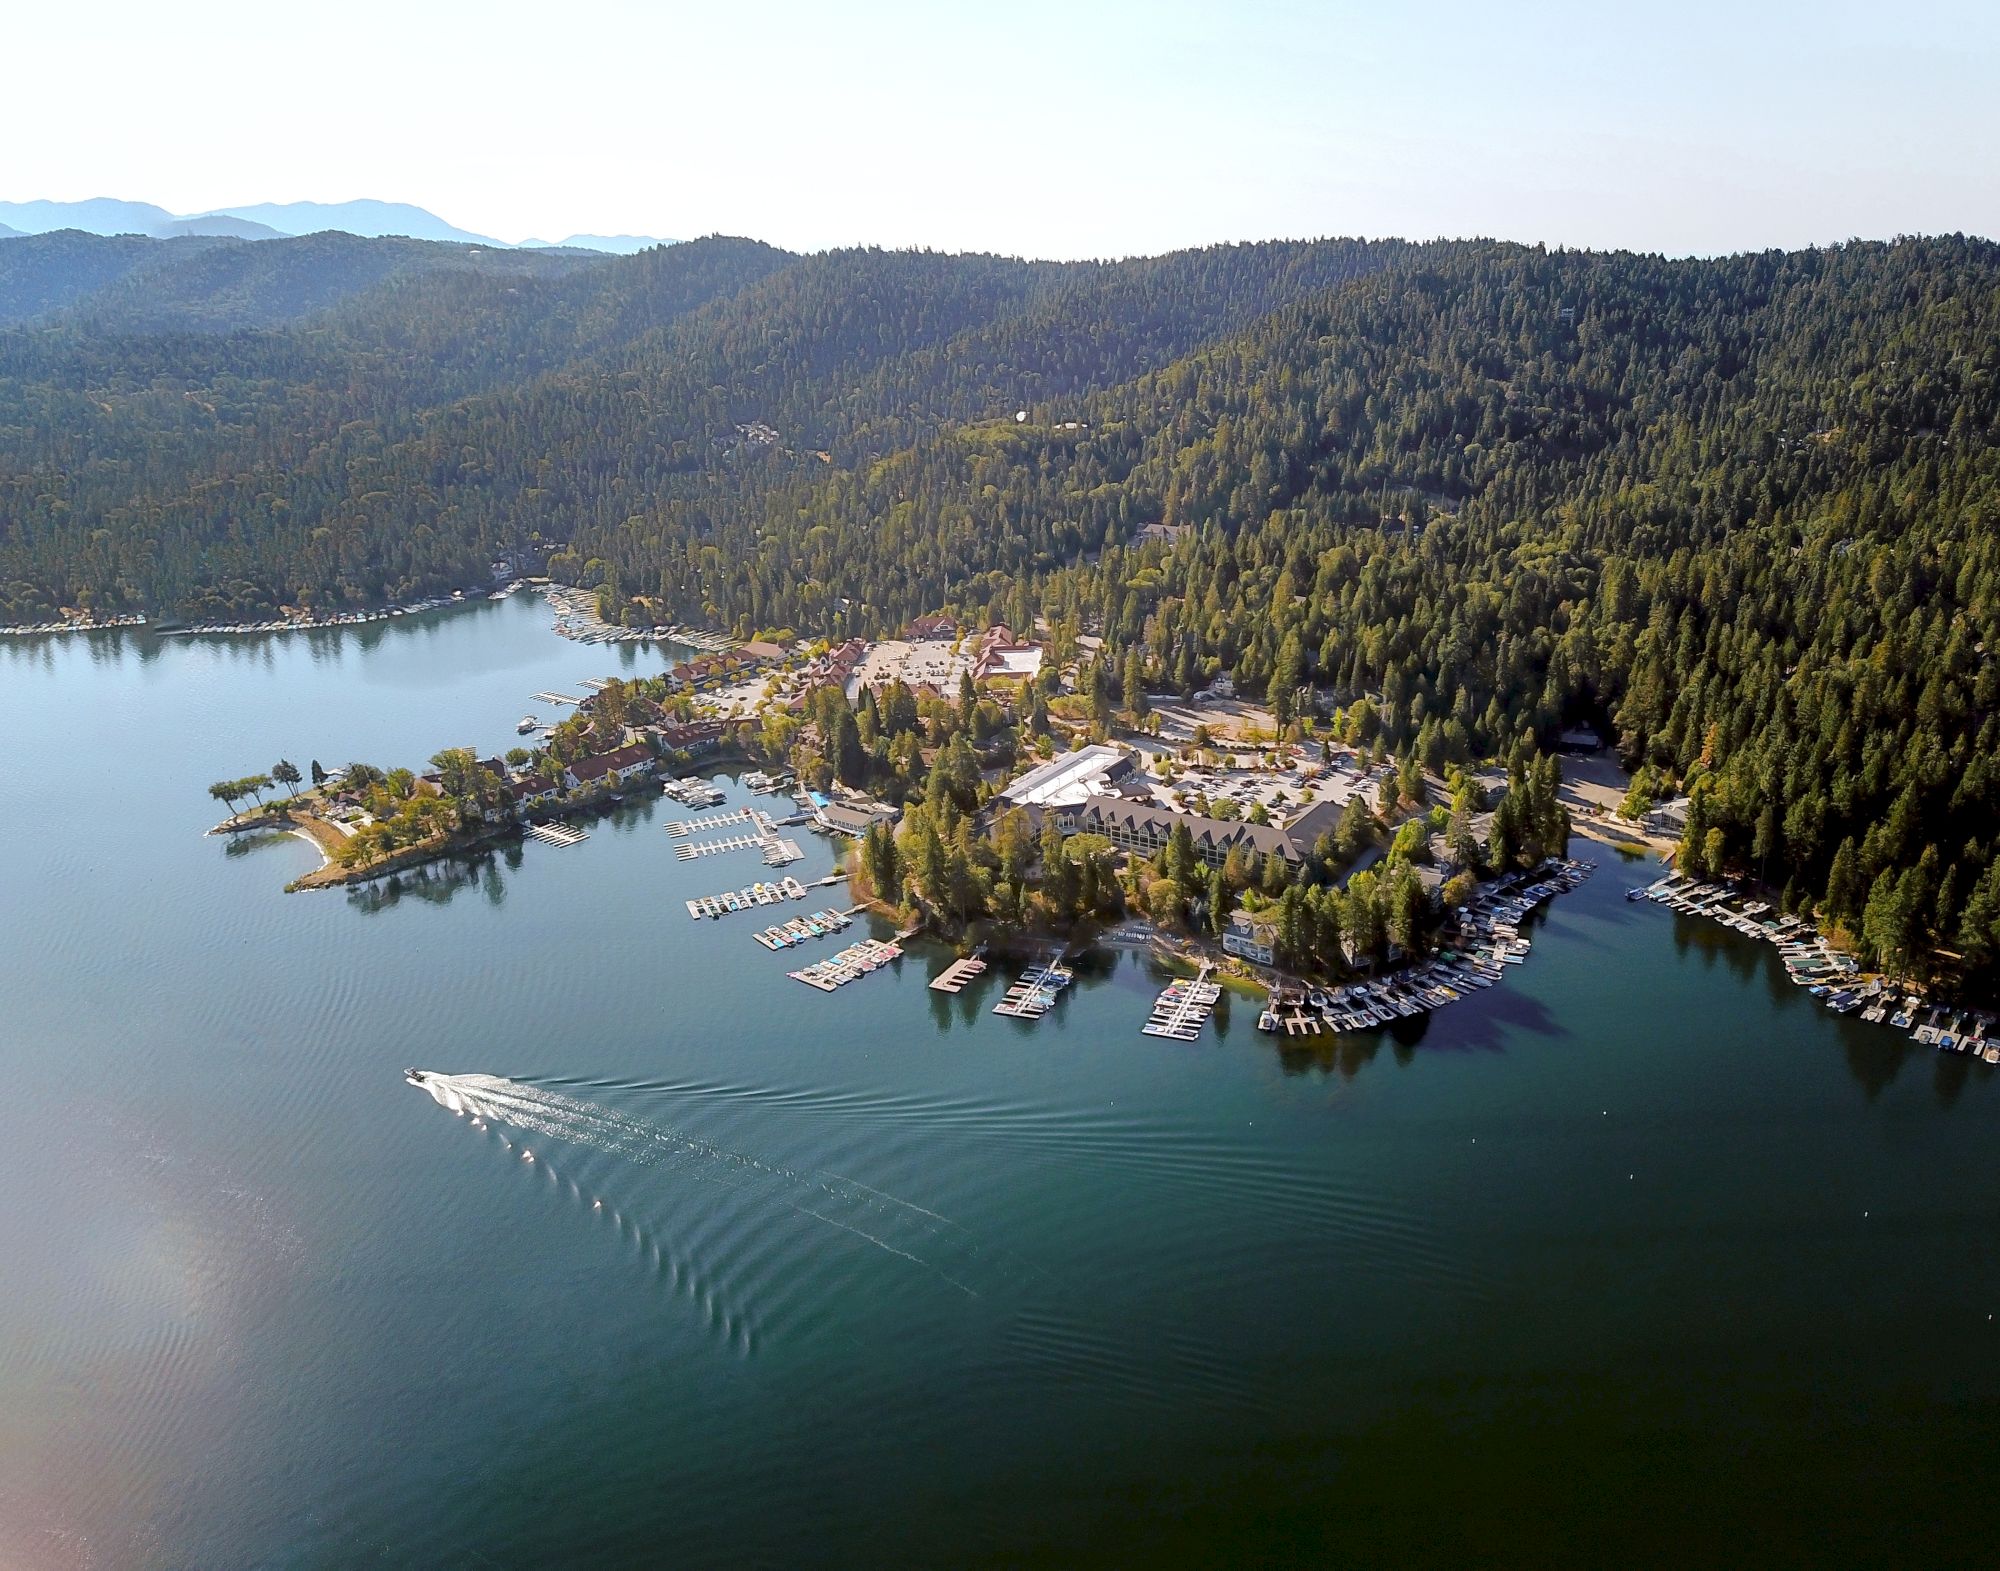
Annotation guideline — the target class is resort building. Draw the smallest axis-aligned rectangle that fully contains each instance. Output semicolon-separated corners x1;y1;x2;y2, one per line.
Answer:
1051;798;1304;870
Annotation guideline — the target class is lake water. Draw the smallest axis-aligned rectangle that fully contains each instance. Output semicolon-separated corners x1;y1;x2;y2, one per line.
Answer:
3;596;1998;1568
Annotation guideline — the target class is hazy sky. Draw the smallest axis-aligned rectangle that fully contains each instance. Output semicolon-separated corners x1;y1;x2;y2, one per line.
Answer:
8;0;1995;256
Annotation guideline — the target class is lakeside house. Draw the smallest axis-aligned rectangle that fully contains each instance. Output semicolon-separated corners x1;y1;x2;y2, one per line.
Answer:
514;774;561;810
1222;910;1277;965
564;742;654;791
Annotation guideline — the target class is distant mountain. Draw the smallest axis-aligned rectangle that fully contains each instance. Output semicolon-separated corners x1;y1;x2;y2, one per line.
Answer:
195;200;505;246
156;214;285;241
0;228;608;331
0;197;179;236
0;199;675;251
535;234;676;255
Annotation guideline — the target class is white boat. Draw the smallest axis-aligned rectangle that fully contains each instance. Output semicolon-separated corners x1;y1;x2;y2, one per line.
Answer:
517;715;539;733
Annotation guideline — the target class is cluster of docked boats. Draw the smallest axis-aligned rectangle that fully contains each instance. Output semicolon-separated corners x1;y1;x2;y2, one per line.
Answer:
684;876;809;919
1144;974;1222;1040
2;612;149;637
1637;873;2000;1061
662;776;726;808
1257;859;1594;1034
742;770;793;794
789;938;904;991
754;909;854;950
993;957;1075;1019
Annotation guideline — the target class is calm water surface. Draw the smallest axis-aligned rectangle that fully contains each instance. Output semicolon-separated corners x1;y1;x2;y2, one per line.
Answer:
3;597;1998;1568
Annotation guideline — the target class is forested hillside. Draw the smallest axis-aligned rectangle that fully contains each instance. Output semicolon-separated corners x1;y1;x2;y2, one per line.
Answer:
3;231;1998;976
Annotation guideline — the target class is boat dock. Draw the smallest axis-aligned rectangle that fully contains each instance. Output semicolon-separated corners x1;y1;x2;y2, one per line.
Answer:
930;950;989;994
684;876;808;919
992;952;1074;1019
525;821;587;847
676;831;772;861
752;908;854;950
528;690;581;706
789;938;904;991
1143;963;1221;1041
666;806;767;837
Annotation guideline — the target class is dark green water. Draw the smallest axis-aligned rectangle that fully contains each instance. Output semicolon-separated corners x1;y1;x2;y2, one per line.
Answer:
3;597;1998;1569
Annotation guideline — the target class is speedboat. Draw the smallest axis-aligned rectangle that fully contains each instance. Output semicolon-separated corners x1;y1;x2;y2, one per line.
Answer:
517;715;539;733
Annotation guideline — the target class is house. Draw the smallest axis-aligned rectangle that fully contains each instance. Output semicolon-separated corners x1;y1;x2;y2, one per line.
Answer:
1222;910;1276;965
564;743;655;791
904;613;958;641
514;775;561;810
659;718;726;753
969;623;1045;683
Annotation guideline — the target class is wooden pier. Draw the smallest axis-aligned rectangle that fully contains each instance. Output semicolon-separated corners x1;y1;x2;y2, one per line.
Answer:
666;806;766;837
930;952;989;994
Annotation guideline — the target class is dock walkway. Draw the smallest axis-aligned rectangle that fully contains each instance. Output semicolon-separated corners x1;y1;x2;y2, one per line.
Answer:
1142;963;1220;1041
930;951;989;994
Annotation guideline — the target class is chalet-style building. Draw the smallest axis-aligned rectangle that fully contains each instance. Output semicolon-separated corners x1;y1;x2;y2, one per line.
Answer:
1049;798;1303;870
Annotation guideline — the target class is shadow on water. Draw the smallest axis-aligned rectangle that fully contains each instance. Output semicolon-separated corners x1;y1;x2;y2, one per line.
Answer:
345;853;507;915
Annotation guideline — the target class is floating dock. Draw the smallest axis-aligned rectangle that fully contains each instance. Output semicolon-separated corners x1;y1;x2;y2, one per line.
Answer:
666;806;766;837
752;908;854;950
525;821;587;847
528;690;581;706
1142;963;1220;1040
992;953;1074;1019
684;876;808;919
789;938;903;991
930;951;989;994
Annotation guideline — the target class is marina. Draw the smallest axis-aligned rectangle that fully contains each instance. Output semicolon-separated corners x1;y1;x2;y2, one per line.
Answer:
787;937;904;991
1640;873;2000;1058
992;951;1075;1020
752;908;855;949
683;876;809;919
665;806;768;837
1241;857;1594;1038
1143;964;1221;1041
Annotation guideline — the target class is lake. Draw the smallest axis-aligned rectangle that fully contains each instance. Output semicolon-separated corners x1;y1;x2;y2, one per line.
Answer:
3;595;1997;1568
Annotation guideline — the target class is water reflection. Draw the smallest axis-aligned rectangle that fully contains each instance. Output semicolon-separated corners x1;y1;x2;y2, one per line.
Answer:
345;855;505;914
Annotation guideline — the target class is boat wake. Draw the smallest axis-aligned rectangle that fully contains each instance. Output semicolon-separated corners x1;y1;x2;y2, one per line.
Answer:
405;1070;991;1299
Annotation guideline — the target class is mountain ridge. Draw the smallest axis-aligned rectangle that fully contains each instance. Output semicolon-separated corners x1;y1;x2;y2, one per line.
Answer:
0;198;673;253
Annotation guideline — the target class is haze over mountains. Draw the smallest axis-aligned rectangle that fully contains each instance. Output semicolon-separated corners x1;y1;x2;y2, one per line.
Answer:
0;198;672;253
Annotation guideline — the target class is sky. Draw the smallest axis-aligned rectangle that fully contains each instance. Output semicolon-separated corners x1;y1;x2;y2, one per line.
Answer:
6;0;1996;258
